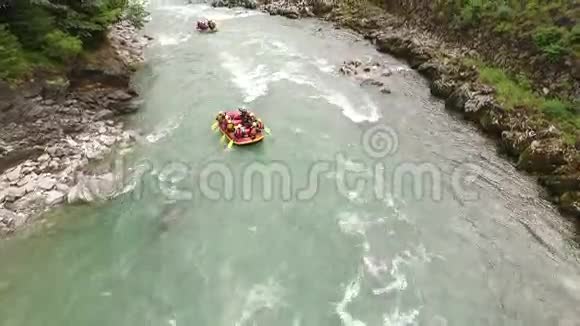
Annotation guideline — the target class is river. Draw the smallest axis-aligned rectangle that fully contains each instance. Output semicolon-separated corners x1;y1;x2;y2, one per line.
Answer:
1;1;580;325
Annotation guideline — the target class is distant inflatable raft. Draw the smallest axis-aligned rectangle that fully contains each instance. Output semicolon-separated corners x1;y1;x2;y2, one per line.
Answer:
212;110;269;147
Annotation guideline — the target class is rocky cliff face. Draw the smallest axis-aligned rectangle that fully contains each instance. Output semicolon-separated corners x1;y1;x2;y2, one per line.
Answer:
0;20;151;237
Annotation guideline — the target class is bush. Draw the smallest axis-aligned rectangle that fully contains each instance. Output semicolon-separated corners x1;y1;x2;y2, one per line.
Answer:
532;26;570;61
533;26;566;48
42;30;83;62
0;24;29;80
542;43;569;62
124;1;149;29
495;4;513;21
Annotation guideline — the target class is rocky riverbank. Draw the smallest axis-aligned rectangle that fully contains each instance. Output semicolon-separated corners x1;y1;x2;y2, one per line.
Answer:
256;0;580;222
0;20;151;237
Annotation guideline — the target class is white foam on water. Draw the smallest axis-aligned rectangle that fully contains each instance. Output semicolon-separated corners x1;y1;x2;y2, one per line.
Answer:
316;92;380;123
372;254;408;296
315;58;335;73
335;269;367;326
382;308;421;326
363;256;389;279
155;33;191;46
145;115;184;143
201;9;263;21
234;278;285;326
220;52;270;102
156;4;210;17
157;4;262;21
337;212;368;236
220;52;315;102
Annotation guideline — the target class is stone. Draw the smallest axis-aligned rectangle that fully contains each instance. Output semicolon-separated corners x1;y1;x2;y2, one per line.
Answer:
417;61;446;80
517;138;567;173
112;99;142;114
0;208;26;228
99;135;117;147
430;79;455;99
48;160;60;171
380;87;392;94
4;186;27;202
463;95;497;120
16;172;38;187
108;90;133;101
56;183;70;193
37;177;56;191
501;131;533;157
37;153;50;162
45;190;65;206
539;174;580;195
382;69;393;77
94;109;114;121
360;78;384;87
5;166;22;183
445;84;472;112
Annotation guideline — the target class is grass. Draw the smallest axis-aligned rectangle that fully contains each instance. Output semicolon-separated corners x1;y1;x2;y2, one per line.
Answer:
464;58;579;143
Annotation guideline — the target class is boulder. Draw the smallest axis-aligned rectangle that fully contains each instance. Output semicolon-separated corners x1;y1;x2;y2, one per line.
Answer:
94;109;114;121
539;174;580;195
4;186;27;202
501;131;534;157
5;166;22;183
99;135;117;147
417;61;446;80
37;153;50;162
517;138;567;173
37;177;56;191
108;90;133;101
478;108;505;136
380;87;392;94
112;99;142;115
463;94;497;121
311;0;334;15
558;191;580;218
45;190;65;206
281;7;300;19
430;78;456;99
445;84;472;112
0;208;26;229
360;78;384;87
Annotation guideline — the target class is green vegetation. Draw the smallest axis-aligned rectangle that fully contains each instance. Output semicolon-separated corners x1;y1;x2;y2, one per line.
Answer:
465;58;579;142
0;0;148;82
431;0;579;63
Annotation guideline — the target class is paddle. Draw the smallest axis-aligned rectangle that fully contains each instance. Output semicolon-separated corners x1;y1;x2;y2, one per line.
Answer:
227;140;234;149
211;122;218;130
264;127;271;135
220;134;226;143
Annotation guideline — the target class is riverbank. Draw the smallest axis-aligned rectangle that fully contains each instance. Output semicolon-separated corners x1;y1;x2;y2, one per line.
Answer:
0;20;150;237
251;0;580;223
